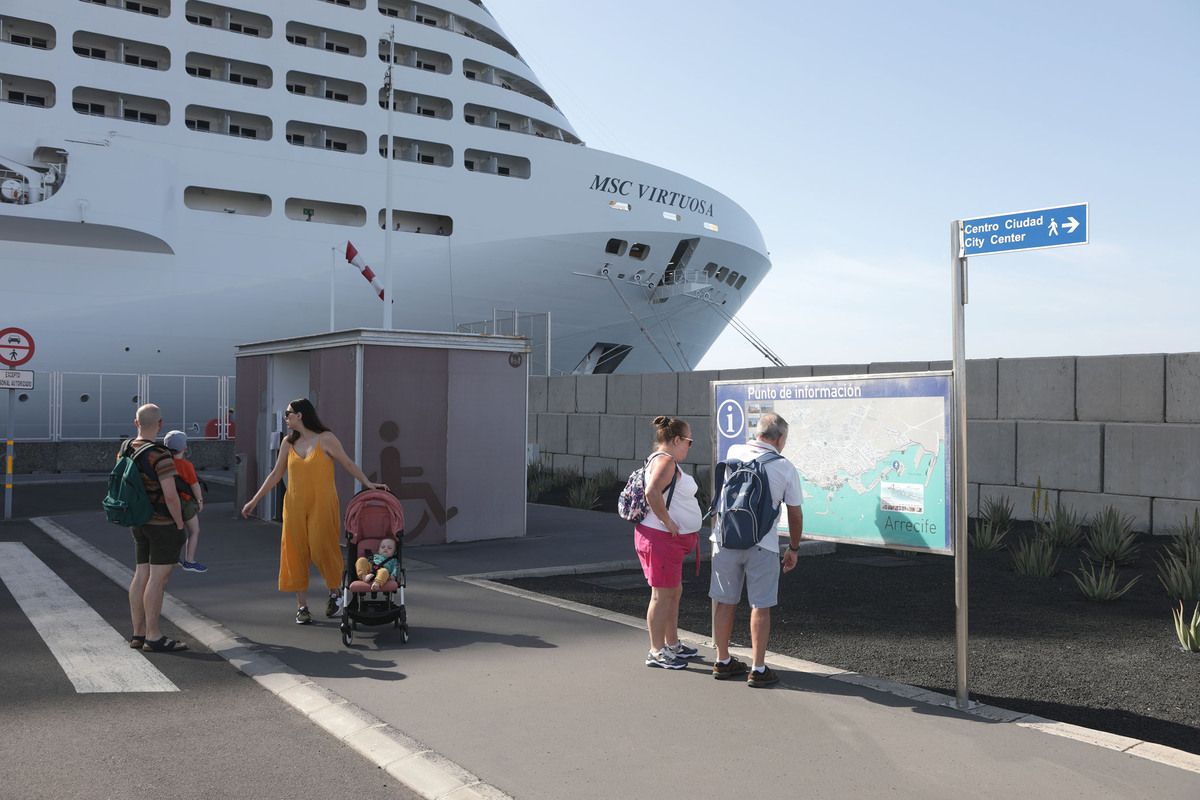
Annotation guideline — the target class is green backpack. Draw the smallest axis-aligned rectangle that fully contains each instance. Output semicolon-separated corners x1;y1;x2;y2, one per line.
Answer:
102;440;160;526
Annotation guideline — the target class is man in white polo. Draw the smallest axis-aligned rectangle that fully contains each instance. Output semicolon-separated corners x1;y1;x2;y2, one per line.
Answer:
710;412;803;687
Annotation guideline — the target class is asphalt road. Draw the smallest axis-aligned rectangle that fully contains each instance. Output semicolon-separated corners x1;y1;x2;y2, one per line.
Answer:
0;513;419;800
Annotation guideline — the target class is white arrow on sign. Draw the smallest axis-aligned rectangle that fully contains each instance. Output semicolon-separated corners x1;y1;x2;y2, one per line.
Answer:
1062;216;1080;234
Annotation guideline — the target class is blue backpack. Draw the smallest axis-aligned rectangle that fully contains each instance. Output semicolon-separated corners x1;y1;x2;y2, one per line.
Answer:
710;453;784;549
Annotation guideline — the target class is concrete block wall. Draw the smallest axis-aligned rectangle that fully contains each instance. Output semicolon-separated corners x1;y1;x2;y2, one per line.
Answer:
530;352;1200;534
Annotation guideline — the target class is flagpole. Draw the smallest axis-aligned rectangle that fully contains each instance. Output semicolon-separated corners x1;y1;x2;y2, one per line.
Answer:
382;26;395;330
330;246;336;332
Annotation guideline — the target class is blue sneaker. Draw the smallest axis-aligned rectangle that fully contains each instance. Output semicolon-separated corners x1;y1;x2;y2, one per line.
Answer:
666;641;700;659
645;648;688;670
181;561;208;573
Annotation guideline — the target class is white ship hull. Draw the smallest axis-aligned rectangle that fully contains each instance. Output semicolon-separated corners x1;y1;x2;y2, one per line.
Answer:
0;0;770;377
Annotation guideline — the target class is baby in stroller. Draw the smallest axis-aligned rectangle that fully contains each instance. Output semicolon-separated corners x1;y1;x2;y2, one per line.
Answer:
355;537;399;592
340;488;409;646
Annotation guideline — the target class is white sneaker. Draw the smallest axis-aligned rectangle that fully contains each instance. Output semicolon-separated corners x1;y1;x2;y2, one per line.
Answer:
666;641;700;659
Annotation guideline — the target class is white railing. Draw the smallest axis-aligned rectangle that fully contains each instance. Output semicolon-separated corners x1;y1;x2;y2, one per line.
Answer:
0;372;236;441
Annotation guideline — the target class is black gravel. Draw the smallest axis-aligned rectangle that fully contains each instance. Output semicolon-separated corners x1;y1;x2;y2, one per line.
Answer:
504;521;1200;755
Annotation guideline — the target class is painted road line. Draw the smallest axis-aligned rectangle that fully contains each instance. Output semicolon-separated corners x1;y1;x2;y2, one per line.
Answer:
0;542;177;693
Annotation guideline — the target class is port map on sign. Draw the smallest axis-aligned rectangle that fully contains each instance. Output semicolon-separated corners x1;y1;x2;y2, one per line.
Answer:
713;373;952;554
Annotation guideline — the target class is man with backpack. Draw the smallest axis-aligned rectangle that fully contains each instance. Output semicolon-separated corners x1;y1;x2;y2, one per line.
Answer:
120;404;189;653
709;412;803;687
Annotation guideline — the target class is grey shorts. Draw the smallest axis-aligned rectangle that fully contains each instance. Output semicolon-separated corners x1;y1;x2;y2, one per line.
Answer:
708;545;781;609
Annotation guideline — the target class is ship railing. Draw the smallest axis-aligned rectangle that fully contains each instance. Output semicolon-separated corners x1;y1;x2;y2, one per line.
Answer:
0;372;236;442
456;309;550;376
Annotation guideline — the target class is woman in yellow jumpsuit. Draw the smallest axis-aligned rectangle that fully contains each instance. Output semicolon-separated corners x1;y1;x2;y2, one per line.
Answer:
242;398;387;623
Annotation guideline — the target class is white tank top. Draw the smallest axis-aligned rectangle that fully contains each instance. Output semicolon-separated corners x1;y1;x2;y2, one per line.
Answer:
641;453;703;534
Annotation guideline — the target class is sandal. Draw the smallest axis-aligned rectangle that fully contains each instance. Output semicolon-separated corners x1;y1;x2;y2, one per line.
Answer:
142;636;188;653
129;635;146;650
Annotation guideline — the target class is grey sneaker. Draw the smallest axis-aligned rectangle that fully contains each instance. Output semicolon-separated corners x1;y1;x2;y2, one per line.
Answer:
712;656;751;680
645;648;688;670
295;606;312;625
666;641;700;659
747;665;779;688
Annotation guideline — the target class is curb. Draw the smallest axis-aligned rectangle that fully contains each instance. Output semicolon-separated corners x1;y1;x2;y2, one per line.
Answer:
30;516;514;800
455;566;1200;777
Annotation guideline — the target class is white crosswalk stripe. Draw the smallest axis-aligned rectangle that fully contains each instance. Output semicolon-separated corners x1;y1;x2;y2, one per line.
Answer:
0;542;178;693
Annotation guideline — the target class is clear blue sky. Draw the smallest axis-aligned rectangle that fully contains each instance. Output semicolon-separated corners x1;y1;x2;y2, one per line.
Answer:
485;0;1199;368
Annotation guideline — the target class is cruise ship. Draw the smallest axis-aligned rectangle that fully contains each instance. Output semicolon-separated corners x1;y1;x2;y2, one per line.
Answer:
0;0;771;378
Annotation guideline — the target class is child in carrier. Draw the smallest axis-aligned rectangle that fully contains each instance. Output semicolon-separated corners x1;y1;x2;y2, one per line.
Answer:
164;430;206;573
355;536;399;591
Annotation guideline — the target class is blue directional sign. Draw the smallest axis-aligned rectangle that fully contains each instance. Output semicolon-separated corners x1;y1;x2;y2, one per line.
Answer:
961;202;1087;257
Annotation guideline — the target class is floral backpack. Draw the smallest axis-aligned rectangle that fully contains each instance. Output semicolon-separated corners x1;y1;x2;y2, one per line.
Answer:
616;452;678;523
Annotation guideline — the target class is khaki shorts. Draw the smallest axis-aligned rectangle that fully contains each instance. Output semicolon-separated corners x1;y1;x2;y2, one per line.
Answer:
708;544;781;609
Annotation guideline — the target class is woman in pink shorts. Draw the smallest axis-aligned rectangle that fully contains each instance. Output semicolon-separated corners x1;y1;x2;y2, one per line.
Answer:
635;416;703;670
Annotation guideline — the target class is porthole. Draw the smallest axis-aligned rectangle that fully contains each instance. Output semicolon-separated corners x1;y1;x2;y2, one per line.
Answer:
629;243;650;261
605;238;627;256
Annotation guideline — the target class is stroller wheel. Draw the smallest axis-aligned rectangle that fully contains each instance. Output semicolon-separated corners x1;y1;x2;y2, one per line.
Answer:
341;628;353;647
399;624;410;644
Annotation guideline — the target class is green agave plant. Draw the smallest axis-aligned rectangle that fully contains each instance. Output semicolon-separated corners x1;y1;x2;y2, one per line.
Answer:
1071;559;1141;601
1012;535;1058;577
566;476;602;510
980;495;1015;532
1038;505;1083;549
1084;506;1140;565
1172;602;1200;653
1158;511;1200;602
970;518;1009;551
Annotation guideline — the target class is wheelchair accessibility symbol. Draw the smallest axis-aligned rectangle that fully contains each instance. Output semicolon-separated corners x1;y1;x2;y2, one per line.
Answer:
716;399;745;439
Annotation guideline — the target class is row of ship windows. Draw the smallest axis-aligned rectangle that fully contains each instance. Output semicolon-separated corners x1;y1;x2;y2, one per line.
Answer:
0;69;579;146
604;238;747;291
183;185;456;233
0;79;531;177
2;17;571;137
70;0;519;62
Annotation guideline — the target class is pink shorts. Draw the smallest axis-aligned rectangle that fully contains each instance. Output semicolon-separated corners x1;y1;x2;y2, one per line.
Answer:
634;524;698;588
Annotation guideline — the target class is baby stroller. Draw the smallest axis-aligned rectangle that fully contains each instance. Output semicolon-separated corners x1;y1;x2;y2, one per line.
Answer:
339;488;409;647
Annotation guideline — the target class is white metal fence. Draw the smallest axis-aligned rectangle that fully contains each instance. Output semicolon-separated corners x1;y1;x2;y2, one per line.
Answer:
1;372;235;441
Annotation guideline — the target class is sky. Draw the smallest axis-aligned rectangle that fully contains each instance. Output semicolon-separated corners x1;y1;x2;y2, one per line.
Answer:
483;0;1199;369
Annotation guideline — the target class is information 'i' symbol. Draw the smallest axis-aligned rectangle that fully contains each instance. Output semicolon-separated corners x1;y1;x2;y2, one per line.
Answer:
716;399;745;439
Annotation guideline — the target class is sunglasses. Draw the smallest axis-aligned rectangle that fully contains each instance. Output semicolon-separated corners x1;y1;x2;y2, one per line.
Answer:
283;409;297;417
681;436;693;446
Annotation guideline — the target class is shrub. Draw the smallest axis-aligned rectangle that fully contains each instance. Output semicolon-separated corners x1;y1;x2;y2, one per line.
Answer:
970;518;1008;551
566;476;602;510
1038;505;1082;549
1172;602;1200;653
526;463;556;503
1030;477;1051;522
1084;506;1140;565
1158;512;1200;602
1011;535;1058;577
980;496;1014;532
593;467;619;488
1071;559;1141;601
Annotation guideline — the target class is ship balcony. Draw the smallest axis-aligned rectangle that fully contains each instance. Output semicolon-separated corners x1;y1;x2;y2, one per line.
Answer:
379;1;521;61
378;40;451;75
379;136;452;167
81;0;169;17
463;59;558;111
288;71;366;105
183;185;270;217
317;0;366;8
186;52;272;89
1;15;56;51
464;104;579;144
185;104;271;140
73;31;170;71
286;21;365;57
0;74;55;109
185;1;270;38
73;86;168;125
378;209;452;236
379;88;452;120
464;149;530;179
288;121;367;154
286;197;366;227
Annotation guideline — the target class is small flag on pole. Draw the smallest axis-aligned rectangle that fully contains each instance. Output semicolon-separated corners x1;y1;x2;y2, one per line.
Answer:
345;241;385;301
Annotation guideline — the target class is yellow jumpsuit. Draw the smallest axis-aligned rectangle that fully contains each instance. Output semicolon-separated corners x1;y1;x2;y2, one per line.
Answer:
278;442;343;592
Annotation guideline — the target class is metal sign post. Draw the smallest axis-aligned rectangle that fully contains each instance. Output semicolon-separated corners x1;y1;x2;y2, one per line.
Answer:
4;387;12;520
0;328;35;522
949;202;1089;709
950;222;970;709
